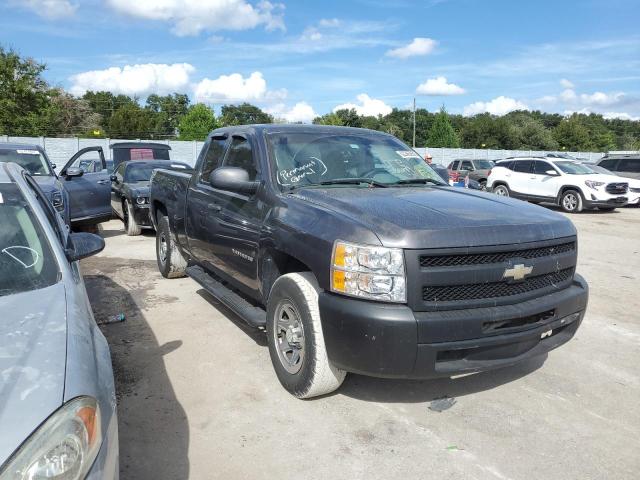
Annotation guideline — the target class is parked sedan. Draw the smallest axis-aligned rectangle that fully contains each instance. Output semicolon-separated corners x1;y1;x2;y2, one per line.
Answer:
111;160;192;235
0;162;118;479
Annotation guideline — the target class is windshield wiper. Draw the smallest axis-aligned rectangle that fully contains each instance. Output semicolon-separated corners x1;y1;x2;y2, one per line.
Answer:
389;178;446;186
318;178;389;188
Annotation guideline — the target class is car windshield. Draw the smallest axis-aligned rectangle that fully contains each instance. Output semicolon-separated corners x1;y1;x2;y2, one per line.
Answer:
0;184;59;297
474;160;494;169
0;149;52;176
266;132;445;189
584;164;614;176
555;161;595;175
125;164;157;183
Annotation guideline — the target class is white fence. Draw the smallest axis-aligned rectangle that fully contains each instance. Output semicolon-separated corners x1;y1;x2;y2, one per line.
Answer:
1;135;605;167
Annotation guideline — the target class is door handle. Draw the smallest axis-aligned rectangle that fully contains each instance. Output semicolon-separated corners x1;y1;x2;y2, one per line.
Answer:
208;203;222;212
97;179;110;185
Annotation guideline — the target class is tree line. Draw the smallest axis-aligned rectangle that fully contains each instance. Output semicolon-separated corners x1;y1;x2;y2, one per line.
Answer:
1;47;638;151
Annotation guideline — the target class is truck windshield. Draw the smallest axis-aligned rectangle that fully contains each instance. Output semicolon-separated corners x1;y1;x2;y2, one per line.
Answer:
0;184;59;297
266;133;445;189
0;149;53;176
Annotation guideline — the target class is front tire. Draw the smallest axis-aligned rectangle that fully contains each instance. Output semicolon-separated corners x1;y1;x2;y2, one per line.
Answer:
560;189;583;213
123;200;142;236
156;214;187;278
267;272;346;399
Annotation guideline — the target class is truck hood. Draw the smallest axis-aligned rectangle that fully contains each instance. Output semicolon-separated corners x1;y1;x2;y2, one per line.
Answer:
0;283;67;465
292;186;576;248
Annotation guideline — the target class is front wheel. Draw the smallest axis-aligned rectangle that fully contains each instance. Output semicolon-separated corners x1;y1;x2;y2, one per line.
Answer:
560;189;583;213
267;272;346;399
156;214;187;278
123;200;142;236
493;184;510;197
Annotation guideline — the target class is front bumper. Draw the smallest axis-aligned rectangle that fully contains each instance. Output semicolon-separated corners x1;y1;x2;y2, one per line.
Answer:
583;191;628;208
319;274;588;379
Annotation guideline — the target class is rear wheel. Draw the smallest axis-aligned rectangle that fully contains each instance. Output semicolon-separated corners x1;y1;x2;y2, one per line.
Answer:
493;184;510;197
267;272;346;399
560;189;583;213
123;200;142;236
156;214;187;278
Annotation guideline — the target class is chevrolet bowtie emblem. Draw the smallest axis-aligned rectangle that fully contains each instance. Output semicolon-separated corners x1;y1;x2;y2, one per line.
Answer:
503;264;533;281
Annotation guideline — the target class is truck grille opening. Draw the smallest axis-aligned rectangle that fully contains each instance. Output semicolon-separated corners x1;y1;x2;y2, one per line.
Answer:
422;268;574;303
419;242;575;268
606;183;628;194
482;309;555;333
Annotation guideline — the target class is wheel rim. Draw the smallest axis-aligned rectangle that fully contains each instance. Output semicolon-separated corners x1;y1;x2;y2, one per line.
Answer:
495;186;507;196
273;300;305;375
480;181;487;191
563;193;578;210
158;232;168;266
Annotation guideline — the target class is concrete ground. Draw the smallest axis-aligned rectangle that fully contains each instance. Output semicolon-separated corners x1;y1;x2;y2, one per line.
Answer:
82;208;640;480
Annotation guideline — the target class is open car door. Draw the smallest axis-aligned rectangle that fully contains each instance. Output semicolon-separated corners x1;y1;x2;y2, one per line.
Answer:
60;147;112;226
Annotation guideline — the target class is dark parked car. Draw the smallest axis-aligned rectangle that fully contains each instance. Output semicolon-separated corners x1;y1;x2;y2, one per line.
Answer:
447;158;494;189
0;162;118;479
0;144;111;226
109;142;172;171
593;153;640;180
111;160;192;235
150;125;588;399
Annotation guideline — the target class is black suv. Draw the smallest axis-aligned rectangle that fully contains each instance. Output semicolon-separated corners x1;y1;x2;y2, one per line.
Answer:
594;153;640;180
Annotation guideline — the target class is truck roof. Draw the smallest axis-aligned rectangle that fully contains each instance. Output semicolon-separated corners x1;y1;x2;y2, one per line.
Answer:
0;142;45;152
110;142;171;150
209;124;395;138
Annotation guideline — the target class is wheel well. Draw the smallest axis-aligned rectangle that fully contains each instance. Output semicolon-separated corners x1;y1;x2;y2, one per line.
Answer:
558;186;583;202
493;181;507;188
153;201;168;221
261;250;312;302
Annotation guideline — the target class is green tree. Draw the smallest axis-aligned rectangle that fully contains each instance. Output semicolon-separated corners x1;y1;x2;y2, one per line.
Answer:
178;104;218;140
0;46;51;135
107;103;157;138
219;103;273;126
313;112;345;126
82;91;136;130
40;89;102;137
553;115;592;151
146;93;190;137
507;113;558;150
427;107;460;148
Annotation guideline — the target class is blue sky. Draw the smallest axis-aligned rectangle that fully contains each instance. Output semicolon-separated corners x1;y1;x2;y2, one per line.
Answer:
1;0;639;122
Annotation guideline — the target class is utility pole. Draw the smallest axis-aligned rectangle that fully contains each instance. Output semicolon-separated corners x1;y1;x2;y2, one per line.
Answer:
412;97;416;148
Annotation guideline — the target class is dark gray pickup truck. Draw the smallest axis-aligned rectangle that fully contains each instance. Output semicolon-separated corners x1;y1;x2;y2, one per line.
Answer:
150;124;589;399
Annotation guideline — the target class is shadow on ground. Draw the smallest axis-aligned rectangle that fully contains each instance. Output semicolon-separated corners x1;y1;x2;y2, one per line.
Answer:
83;257;189;480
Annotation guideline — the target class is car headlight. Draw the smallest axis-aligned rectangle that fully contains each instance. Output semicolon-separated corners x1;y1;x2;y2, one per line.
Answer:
136;196;148;205
0;397;102;480
330;240;406;302
585;180;605;190
51;191;64;211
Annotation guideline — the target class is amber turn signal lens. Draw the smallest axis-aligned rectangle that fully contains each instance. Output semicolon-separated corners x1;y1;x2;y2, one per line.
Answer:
332;269;346;292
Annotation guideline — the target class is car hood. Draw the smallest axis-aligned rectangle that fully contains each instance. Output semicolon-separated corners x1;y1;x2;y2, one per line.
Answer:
579;173;629;184
128;182;150;195
292;186;576;249
32;175;60;194
0;283;67;465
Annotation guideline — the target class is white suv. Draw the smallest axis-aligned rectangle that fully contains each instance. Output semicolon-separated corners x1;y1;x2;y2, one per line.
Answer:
487;157;629;213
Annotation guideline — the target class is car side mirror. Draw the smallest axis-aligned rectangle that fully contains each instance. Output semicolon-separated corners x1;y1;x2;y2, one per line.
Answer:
110;174;118;183
545;170;559;176
65;232;105;262
64;167;84;179
51;163;57;170
209;167;259;195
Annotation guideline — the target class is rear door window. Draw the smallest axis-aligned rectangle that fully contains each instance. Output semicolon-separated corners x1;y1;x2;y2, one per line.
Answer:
461;160;474;171
617;158;640;173
450;161;460;170
513;160;533;173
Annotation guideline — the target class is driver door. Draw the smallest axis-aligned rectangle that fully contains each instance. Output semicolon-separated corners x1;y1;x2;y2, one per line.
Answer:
60;147;111;224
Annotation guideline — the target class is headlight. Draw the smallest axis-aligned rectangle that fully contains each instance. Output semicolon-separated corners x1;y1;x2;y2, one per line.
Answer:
0;397;102;480
585;180;605;190
331;240;406;302
51;191;64;211
136;196;148;205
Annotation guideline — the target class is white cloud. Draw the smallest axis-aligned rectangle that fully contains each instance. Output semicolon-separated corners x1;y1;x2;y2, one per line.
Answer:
69;63;194;96
416;76;465;96
580;91;625;106
560;89;577;102
386;38;437;59
105;0;285;36
301;27;323;41
463;96;528;116
16;0;77;19
334;94;392;117
560;78;574;89
603;112;640;121
268;102;317;123
194;71;271;103
318;18;341;28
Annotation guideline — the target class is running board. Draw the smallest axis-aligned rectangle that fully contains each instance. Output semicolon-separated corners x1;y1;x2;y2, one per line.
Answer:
186;265;266;328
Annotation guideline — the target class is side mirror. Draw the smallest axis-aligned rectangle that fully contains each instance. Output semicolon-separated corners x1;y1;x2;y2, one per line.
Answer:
209;167;259;195
65;232;105;262
51;163;57;170
545;170;559;176
65;167;84;179
110;174;118;183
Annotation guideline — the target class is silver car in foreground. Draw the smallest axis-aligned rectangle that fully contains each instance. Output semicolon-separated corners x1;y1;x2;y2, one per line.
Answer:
0;162;118;479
